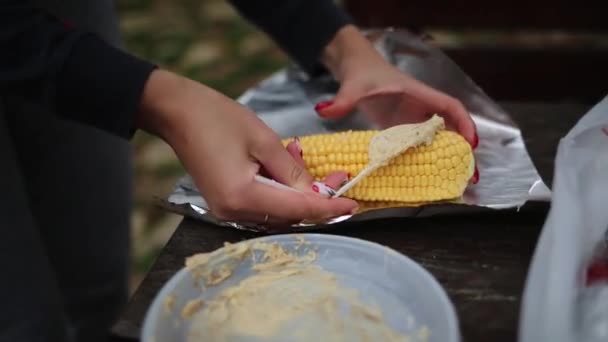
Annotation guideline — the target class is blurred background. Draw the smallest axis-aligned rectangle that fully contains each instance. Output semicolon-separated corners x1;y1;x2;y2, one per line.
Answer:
117;0;608;293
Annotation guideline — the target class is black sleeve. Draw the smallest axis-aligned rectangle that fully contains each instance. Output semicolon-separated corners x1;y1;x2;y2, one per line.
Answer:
0;0;157;139
227;0;353;75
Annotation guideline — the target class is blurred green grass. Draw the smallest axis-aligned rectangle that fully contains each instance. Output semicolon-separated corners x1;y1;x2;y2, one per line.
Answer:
116;0;289;292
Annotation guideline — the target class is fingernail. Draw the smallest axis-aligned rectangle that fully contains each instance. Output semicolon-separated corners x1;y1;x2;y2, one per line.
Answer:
312;181;336;197
347;172;352;178
314;101;333;112
471;166;479;184
472;133;479;149
349;206;359;215
586;259;608;286
293;137;303;157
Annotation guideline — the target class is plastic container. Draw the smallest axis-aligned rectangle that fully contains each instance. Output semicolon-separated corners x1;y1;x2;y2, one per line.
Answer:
141;233;459;342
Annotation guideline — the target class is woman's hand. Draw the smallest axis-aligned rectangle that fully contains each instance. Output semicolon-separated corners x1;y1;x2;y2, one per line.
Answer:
316;25;478;148
136;69;357;225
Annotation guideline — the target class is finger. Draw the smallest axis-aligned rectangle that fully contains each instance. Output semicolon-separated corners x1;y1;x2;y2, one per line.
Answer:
308;171;350;198
210;179;358;225
286;138;304;165
258;138;296;179
359;84;404;98
410;82;477;146
286;138;350;195
470;160;479;185
252;136;314;192
440;96;477;147
244;180;358;222
323;171;349;189
314;83;364;119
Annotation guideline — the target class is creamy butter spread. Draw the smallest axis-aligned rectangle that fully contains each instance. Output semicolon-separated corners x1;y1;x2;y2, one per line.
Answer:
181;299;204;320
178;238;429;342
163;294;176;314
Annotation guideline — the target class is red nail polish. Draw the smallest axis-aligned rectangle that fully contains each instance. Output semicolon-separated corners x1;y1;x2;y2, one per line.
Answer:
314;101;333;112
586;259;608;286
471;167;479;184
472;133;479;149
312;184;319;192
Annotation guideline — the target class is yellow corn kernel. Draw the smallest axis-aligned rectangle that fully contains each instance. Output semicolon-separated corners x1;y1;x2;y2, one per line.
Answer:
437;158;445;169
407;176;414;187
424;164;431;176
282;129;474;203
421;175;428;187
435;175;442;186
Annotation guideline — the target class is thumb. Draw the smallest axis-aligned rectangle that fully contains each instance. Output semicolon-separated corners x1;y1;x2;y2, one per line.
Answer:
285;139;350;194
314;84;364;119
252;136;315;193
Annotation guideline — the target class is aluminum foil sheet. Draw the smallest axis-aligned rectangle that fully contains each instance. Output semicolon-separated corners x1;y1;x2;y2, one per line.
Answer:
166;28;551;232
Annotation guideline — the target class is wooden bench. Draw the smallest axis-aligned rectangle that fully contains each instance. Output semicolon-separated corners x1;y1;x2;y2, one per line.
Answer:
342;0;608;104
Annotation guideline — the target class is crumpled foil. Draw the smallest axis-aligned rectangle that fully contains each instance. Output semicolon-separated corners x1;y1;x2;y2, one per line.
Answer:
165;28;551;232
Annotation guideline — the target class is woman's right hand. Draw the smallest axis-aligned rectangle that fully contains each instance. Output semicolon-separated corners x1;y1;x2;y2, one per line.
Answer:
136;69;358;226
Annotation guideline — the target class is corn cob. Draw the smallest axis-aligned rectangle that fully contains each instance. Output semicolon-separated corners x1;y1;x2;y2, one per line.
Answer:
282;129;474;204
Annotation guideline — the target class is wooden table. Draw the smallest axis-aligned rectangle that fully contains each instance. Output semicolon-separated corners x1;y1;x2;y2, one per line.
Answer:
111;101;591;341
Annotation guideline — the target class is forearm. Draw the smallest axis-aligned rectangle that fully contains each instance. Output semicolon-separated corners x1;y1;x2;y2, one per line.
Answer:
136;69;198;143
0;0;156;139
136;68;239;147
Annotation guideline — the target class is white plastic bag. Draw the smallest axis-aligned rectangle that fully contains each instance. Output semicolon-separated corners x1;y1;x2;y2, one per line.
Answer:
519;95;608;342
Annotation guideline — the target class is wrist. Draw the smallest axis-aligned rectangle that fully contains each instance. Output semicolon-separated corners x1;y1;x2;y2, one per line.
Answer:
321;25;385;81
136;69;199;143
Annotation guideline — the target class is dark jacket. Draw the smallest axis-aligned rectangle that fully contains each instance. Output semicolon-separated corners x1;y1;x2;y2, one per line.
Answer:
0;0;351;139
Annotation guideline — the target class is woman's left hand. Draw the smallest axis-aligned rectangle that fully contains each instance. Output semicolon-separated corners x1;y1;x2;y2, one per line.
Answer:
316;25;478;149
